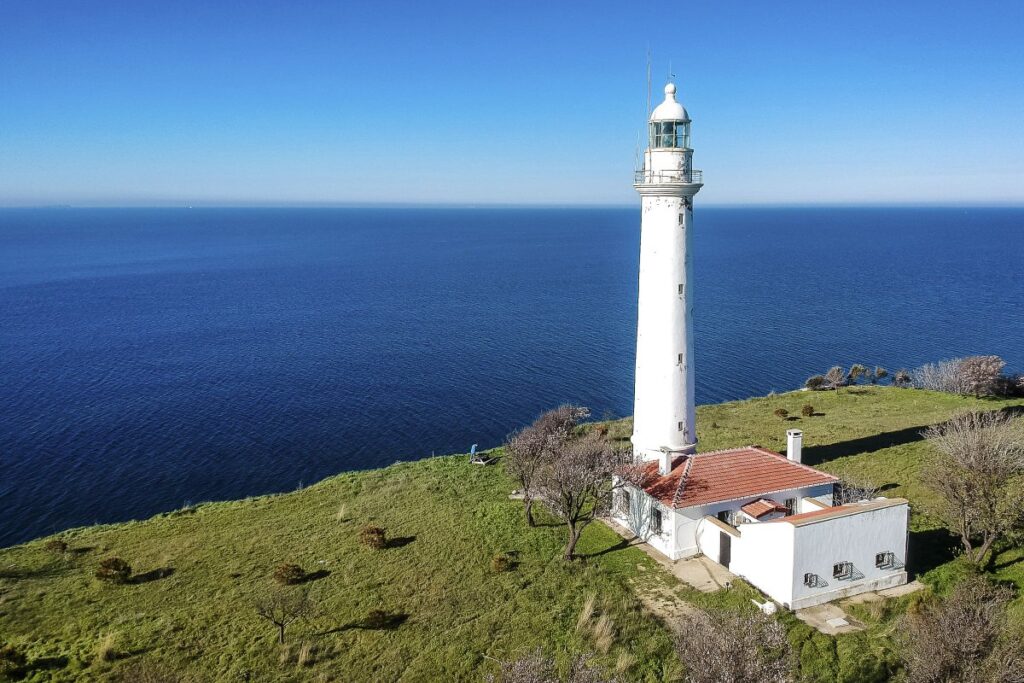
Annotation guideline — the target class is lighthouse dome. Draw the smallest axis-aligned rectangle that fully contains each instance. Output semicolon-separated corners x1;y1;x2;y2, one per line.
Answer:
650;83;689;122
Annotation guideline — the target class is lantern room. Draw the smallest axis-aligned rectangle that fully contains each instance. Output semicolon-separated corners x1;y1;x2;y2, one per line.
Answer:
649;83;691;149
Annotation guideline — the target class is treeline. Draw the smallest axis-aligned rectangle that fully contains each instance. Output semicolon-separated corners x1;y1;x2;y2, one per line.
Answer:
805;355;1024;398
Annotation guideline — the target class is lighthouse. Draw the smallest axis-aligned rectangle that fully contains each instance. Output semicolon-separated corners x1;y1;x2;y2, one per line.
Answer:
631;83;703;474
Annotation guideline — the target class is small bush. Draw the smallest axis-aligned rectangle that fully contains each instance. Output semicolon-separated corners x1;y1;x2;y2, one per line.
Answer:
773;408;789;420
272;563;305;586
801;404;814;417
97;632;117;662
0;643;27;673
360;526;387;550
894;369;911;387
96;557;132;584
44;538;69;554
363;609;393;629
805;375;826;390
491;553;514;573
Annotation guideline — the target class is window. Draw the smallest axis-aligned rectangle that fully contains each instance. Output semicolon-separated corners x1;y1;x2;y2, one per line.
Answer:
678;284;683;295
677;353;683;365
717;510;730;523
833;562;852;580
649;120;691;149
678;212;684;224
618;490;631;516
784;498;797;516
677;421;683;432
803;573;820;587
875;552;893;568
652;508;663;534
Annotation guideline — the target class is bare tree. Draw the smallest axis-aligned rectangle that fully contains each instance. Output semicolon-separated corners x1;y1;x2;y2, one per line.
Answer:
824;366;846;392
254;587;314;645
674;608;792;683
505;406;590;527
834;474;881;505
487;649;615;683
900;576;1024;683
922;411;1024;565
533;431;627;561
958;355;1006;398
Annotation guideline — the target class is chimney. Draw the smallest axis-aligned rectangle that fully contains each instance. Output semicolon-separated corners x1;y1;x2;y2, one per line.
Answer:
658;449;673;475
786;429;803;464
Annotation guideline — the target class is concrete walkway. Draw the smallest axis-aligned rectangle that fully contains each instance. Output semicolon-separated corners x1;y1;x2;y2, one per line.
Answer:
795;580;925;635
601;518;737;593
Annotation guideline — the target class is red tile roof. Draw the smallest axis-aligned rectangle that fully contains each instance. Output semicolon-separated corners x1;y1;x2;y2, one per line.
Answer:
770;497;908;526
740;498;788;519
637;446;838;509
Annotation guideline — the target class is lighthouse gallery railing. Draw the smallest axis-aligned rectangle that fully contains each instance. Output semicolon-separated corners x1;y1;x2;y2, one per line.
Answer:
634;169;703;184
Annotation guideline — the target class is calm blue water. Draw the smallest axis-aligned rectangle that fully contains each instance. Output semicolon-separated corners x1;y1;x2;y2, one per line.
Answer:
1;207;1022;546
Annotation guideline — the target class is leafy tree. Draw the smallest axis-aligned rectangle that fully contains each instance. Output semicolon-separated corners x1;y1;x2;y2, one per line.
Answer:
805;375;826;391
900;576;1024;683
674;608;792;683
848;364;869;384
921;411;1024;565
533;430;627;561
504;405;590;527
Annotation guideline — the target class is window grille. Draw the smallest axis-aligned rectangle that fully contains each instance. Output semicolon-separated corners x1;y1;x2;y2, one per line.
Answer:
833;562;852;580
875;551;894;568
618;490;631;516
803;573;820;587
652;508;663;534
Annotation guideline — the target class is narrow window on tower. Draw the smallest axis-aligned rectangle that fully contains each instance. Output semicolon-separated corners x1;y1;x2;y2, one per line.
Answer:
677;284;683;295
677;353;683;365
677;421;683;432
678;212;684;224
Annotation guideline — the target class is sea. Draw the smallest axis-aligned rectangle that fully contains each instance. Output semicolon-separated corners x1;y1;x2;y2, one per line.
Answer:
1;206;1022;546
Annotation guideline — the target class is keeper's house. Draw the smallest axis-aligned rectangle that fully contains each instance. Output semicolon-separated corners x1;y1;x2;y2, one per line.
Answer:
611;430;910;609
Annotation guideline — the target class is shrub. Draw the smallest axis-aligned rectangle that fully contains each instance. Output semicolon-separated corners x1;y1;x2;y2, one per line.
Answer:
801;404;814;417
873;366;888;384
491;553;514;573
272;563;305;586
893;369;911;387
96;557;132;584
773;408;789;420
44;538;68;554
912;356;1006;397
805;375;826;390
825;366;847;390
0;643;27;673
363;609;398;629
115;661;186;683
359;526;387;550
848;364;869;384
97;632;118;662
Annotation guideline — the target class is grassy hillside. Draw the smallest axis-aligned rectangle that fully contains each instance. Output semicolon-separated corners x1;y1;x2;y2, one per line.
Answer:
1;387;1022;681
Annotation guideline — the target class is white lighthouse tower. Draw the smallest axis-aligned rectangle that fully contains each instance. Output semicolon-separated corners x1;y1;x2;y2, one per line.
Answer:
631;83;703;474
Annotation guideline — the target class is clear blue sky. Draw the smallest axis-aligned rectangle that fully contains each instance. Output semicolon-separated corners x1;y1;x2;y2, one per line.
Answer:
1;1;1022;206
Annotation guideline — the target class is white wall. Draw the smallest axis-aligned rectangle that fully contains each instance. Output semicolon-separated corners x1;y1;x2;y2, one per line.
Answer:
729;522;796;605
788;503;909;609
612;487;680;559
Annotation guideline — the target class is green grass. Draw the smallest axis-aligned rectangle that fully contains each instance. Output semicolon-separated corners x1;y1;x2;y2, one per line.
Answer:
1;387;1022;681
